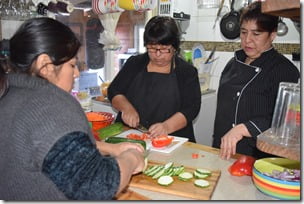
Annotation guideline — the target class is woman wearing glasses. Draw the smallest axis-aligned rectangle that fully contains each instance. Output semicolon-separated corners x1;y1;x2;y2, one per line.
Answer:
108;16;201;142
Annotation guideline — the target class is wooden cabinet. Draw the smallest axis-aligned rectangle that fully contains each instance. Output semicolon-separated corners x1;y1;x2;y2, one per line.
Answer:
261;0;300;21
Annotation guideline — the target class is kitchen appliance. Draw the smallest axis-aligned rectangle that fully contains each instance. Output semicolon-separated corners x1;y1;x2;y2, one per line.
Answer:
158;0;191;34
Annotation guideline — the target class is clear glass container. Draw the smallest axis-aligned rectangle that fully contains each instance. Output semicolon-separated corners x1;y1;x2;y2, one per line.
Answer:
270;82;300;147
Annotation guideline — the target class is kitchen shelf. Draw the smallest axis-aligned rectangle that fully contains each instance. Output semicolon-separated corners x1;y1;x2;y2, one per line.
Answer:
261;0;300;21
256;128;300;161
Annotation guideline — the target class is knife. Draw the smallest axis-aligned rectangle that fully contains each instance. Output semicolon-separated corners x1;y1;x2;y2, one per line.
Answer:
205;46;216;64
136;124;150;134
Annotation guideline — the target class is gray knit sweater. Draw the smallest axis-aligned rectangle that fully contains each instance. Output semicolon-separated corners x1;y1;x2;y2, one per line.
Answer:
0;73;120;200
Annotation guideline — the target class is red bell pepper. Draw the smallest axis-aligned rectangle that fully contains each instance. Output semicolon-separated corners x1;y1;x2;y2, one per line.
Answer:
228;155;256;176
151;135;174;148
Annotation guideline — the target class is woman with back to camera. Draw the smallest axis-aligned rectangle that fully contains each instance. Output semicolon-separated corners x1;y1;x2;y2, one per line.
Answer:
212;1;300;160
108;16;201;143
0;17;145;200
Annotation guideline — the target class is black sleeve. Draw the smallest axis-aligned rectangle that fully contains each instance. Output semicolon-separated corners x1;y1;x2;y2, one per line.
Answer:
42;132;120;200
176;58;202;123
107;54;146;102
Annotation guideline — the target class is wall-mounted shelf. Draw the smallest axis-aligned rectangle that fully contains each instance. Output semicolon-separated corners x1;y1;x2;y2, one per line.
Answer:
261;0;300;21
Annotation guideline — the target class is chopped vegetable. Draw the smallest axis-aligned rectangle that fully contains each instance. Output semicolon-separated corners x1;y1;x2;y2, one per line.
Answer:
192;153;199;159
194;179;210;188
126;133;150;140
264;169;300;182
178;172;193;181
228;155;256;176
151;135;174;148
158;175;174;186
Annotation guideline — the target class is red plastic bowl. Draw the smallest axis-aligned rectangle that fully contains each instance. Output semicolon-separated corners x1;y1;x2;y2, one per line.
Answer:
86;112;115;131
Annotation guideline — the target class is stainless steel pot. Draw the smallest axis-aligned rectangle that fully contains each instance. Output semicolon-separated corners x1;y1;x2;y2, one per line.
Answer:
277;17;288;36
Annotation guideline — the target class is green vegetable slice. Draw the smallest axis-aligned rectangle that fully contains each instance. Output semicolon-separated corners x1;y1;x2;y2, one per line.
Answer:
158;175;174;186
196;168;212;175
194;179;210;188
178;172;193;181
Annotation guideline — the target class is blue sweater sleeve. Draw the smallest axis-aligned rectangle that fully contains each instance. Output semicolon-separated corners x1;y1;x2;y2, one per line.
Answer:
42;132;120;200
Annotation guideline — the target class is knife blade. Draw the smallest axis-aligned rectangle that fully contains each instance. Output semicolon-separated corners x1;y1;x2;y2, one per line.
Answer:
136;124;150;134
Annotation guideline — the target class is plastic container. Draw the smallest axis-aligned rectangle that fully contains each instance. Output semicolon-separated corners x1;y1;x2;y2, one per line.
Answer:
271;82;300;147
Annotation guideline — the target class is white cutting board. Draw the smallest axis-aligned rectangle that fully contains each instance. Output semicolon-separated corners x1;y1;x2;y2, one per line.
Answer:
115;129;188;154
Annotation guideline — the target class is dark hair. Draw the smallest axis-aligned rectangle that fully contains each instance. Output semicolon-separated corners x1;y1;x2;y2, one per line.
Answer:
0;17;81;98
144;16;181;53
240;1;278;33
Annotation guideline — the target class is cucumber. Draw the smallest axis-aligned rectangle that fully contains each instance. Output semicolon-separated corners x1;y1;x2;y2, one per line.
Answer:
178;172;193;181
97;122;124;140
163;162;174;170
144;165;160;175
173;166;185;176
195;168;212;176
193;171;210;179
157;175;174;186
147;166;163;177
194;179;210;188
152;168;166;179
105;136;146;150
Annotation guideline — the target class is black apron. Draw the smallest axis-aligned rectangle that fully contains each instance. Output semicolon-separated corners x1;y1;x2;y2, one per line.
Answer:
116;65;196;142
213;60;259;155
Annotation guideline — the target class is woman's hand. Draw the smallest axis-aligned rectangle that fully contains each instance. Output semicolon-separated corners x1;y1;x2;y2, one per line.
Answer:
121;106;140;128
96;141;144;157
219;124;250;160
148;122;169;138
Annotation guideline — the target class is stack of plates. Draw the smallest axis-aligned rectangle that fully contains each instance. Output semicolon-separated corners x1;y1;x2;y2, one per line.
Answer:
92;0;124;14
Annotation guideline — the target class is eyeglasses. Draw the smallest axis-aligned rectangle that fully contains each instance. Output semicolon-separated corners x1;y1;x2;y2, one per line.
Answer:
146;48;172;53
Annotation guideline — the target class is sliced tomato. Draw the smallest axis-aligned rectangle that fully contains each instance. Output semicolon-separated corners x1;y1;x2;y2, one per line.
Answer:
151;135;174;148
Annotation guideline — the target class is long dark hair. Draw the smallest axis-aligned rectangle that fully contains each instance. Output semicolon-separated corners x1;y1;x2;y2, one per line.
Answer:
144;16;181;53
0;17;81;98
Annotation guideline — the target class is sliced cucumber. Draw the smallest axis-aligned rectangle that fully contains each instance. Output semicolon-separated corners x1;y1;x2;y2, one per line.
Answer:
173;166;185;176
163;162;174;170
193;171;210;179
144;165;159;175
157;175;174;186
152;168;166;179
196;168;212;176
147;166;163;177
178;172;193;181
194;179;210;188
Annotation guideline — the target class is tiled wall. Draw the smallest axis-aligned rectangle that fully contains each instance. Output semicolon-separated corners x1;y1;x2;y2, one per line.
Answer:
181;41;300;55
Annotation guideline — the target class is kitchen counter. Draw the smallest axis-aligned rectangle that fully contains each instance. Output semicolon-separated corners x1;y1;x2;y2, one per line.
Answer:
127;142;276;200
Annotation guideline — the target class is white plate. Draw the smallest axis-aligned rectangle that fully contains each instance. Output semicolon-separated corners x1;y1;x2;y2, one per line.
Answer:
115;129;188;154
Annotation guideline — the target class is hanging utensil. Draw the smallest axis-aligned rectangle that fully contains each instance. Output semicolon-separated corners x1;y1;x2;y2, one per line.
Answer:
277;17;288;36
220;0;240;40
205;46;216;64
213;0;225;29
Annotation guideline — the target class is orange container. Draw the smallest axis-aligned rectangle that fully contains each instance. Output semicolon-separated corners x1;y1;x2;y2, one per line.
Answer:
86;112;115;131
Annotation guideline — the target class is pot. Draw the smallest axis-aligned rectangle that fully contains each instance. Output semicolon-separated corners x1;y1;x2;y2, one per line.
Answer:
277;17;288;36
220;0;240;40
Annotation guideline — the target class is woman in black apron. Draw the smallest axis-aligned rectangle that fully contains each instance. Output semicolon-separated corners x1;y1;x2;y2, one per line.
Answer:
212;1;300;159
108;16;201;142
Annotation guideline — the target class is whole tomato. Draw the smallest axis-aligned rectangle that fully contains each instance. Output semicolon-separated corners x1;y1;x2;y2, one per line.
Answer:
228;155;256;176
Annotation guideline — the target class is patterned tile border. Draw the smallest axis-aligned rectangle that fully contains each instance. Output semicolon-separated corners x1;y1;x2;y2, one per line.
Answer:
181;41;300;55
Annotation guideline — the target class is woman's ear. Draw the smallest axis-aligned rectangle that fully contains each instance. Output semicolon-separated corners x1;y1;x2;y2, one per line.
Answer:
270;31;277;42
36;54;53;77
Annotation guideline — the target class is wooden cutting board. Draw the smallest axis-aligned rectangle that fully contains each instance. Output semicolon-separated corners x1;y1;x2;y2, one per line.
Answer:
115;189;150;200
129;161;221;200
